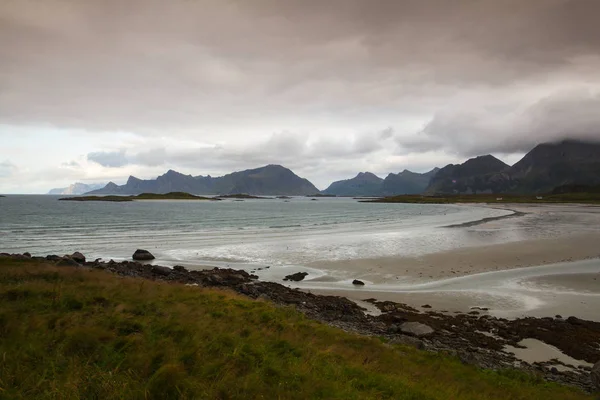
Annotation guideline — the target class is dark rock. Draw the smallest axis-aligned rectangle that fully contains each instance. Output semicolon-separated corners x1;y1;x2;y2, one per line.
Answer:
151;265;171;276
592;361;600;391
23;252;32;258
70;252;86;263
46;255;61;261
555;315;562;319
132;249;155;261
173;265;187;273
399;322;434;337
283;272;309;282
421;304;432;309
550;367;559;374
567;316;583;325
56;258;80;267
352;279;365;286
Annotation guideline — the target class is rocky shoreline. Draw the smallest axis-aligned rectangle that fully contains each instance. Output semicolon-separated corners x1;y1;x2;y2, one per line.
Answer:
1;251;599;393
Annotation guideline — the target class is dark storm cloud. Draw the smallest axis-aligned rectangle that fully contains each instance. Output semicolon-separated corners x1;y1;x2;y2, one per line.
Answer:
1;0;600;185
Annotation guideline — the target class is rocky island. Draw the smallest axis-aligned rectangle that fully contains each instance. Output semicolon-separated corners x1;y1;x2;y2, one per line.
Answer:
59;192;218;202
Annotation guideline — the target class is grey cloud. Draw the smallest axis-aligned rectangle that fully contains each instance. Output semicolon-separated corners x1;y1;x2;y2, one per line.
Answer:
1;0;600;134
398;89;600;157
87;150;128;168
2;0;600;192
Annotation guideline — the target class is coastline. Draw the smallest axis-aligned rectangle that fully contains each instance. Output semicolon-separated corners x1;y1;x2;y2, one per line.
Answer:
1;253;598;393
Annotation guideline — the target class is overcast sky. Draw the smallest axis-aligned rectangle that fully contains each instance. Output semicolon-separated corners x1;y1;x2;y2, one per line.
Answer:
1;0;600;193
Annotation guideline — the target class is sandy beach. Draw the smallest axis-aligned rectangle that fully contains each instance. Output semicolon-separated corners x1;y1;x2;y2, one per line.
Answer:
295;203;600;321
309;231;600;283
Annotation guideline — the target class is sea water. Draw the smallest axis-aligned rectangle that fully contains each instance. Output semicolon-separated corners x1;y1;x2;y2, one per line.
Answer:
1;195;513;268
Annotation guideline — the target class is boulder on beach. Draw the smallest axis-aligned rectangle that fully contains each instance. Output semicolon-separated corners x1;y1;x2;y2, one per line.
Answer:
132;249;155;261
151;265;171;277
399;322;434;337
283;272;308;282
70;252;86;263
352;279;365;286
592;361;600;391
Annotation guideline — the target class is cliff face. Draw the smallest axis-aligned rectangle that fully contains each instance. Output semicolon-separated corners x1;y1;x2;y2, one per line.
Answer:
86;165;319;196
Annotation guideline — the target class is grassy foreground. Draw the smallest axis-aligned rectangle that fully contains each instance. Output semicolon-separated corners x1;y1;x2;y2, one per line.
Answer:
0;258;592;400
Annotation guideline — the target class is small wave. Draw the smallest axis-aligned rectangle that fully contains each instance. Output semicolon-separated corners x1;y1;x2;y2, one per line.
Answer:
269;224;302;229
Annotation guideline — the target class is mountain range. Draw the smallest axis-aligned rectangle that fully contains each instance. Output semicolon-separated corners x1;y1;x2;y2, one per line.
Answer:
71;139;600;197
322;168;439;196
426;140;600;195
48;182;106;195
86;165;319;196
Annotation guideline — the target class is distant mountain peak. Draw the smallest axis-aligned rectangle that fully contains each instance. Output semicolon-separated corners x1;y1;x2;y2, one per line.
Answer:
163;169;189;177
126;175;142;184
354;172;381;180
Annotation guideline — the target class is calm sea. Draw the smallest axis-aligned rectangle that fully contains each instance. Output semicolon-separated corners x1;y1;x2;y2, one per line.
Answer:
0;195;512;269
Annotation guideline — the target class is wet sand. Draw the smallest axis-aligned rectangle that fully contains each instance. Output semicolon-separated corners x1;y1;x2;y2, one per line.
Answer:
296;204;600;321
308;231;600;283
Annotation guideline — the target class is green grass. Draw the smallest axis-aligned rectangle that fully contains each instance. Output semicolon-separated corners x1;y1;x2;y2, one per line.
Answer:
367;193;600;204
60;192;217;202
0;258;593;399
